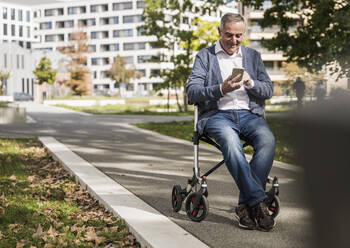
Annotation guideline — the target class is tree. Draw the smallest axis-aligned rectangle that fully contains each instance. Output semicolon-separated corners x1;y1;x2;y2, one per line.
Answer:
33;57;56;85
140;0;224;111
0;70;10;95
58;31;92;96
240;0;350;79
107;55;141;96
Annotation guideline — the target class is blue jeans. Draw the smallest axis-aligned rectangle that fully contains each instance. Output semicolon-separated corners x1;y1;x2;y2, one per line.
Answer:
204;109;275;207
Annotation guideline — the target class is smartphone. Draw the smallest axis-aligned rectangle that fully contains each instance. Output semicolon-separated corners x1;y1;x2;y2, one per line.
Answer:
232;68;244;81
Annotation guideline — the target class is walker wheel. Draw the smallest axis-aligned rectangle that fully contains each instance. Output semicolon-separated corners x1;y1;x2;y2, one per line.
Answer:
185;192;209;222
267;195;280;219
171;185;183;212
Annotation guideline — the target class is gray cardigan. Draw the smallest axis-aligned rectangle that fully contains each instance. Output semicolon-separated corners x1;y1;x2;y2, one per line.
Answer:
187;45;273;134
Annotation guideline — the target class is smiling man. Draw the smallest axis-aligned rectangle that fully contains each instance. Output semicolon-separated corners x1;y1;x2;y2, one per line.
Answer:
187;13;275;231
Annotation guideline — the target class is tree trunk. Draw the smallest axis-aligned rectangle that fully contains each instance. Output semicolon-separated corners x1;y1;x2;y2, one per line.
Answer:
175;86;183;112
167;85;170;113
183;81;188;112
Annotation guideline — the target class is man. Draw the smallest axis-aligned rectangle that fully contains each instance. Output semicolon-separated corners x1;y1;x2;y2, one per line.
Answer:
187;13;275;231
293;77;306;108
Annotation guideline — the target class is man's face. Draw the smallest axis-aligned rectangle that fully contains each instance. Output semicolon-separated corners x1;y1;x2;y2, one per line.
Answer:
218;21;245;55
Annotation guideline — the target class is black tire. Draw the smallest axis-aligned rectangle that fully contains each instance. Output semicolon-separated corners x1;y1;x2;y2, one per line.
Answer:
267;195;280;219
171;185;183;212
185;192;209;222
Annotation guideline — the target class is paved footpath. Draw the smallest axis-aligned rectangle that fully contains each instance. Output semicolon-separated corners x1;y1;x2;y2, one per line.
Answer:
0;102;313;248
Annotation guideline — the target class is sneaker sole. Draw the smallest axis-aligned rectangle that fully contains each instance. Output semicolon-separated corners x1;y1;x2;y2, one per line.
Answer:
234;213;256;230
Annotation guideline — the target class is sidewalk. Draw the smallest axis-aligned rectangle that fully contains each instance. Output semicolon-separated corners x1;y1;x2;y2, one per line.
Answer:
1;102;311;248
40;136;209;248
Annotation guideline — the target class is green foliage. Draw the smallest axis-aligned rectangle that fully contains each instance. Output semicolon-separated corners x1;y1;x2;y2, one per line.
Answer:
33;57;57;85
107;55;141;85
241;0;350;79
139;0;225;111
134;115;297;164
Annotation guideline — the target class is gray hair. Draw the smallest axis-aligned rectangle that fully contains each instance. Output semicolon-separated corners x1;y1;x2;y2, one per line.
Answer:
219;13;245;30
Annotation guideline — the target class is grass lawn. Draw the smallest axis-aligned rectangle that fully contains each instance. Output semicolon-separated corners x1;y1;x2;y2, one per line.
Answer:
0;138;139;248
134;115;296;165
55;104;194;116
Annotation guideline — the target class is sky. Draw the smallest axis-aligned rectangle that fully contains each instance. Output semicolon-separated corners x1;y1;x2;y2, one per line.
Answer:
0;0;81;6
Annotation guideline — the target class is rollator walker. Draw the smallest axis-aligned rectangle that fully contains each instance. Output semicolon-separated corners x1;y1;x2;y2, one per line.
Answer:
171;105;280;222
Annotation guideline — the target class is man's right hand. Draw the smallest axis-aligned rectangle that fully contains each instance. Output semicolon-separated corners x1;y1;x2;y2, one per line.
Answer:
221;74;243;94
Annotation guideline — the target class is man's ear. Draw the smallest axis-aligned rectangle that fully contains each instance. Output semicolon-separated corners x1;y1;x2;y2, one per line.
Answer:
218;27;221;35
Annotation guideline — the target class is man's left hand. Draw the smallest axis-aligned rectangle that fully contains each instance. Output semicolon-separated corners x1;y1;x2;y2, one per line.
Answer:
242;71;252;87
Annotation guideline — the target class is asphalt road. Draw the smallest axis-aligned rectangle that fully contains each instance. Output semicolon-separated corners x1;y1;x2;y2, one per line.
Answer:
0;102;313;248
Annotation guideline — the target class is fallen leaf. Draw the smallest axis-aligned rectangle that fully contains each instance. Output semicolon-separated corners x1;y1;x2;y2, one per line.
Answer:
47;226;58;237
16;242;25;248
32;224;43;238
9;175;17;181
0;231;3;239
27;175;36;182
84;228;97;242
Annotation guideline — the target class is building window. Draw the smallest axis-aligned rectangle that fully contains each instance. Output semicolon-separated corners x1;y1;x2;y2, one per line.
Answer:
68;6;86;15
18;9;23;21
11;8;15;20
21;55;25;69
123;42;146;51
11;25;15;36
112;44;119;51
45;35;55;42
26;10;30;22
44;9;54;16
27;27;30;38
137;1;146;8
101;4;108;11
123;15;142;23
22;79;25;92
3;7;7;19
4;54;7;68
91;31;98;39
90;5;98;12
122;56;133;64
88;45;96;52
66;20;74;28
91;58;98;65
19;26;23;37
113;2;132;10
137;27;145;36
113;29;133;37
57;34;64;41
3;24;7;36
26;42;31;49
137;55;150;63
27;79;30;94
151;69;161;77
138;69;146;77
263;61;274;69
112;16;119;24
40;22;52;30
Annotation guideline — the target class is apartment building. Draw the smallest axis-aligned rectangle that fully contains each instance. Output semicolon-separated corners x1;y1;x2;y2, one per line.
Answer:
0;1;38;48
31;0;168;96
0;42;36;97
238;0;287;95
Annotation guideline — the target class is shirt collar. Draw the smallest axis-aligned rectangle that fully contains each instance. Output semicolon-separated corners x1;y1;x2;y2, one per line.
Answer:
215;40;242;57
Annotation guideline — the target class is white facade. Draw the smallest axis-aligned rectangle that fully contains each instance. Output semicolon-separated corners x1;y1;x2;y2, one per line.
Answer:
0;43;36;97
241;1;287;84
0;1;38;48
31;0;165;96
